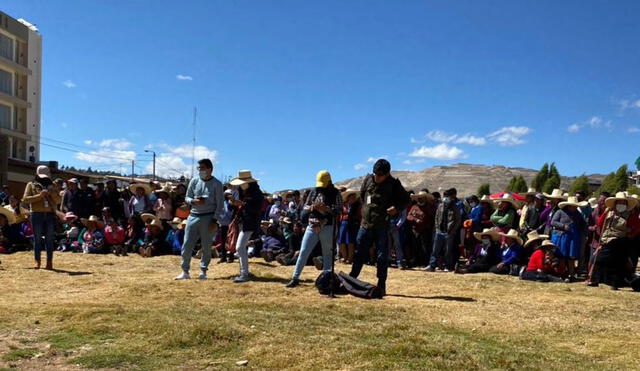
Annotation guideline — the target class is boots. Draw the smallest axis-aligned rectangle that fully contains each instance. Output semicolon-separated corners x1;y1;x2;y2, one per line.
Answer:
45;260;53;270
34;259;41;269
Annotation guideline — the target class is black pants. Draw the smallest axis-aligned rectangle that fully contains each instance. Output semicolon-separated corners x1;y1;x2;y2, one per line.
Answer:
521;270;563;282
489;263;511;275
595;238;632;287
411;229;431;267
218;225;229;258
467;262;492;274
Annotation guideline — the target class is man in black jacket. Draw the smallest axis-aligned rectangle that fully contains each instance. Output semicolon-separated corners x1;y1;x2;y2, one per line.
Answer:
349;159;410;296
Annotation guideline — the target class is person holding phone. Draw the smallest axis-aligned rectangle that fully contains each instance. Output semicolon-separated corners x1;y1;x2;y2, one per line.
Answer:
174;159;224;281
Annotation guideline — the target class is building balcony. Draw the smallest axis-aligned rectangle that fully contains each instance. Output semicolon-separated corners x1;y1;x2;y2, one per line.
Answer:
0;55;30;76
0;91;30;108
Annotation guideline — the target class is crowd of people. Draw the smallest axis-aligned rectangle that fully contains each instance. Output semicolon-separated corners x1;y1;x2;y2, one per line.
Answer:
1;158;639;294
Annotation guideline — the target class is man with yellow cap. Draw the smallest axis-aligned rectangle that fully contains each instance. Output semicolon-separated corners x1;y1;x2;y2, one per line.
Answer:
349;159;410;296
286;170;342;288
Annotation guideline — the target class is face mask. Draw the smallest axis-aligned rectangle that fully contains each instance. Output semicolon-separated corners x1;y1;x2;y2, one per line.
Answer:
199;170;208;179
275;201;281;207
616;204;627;213
482;238;491;246
443;198;451;204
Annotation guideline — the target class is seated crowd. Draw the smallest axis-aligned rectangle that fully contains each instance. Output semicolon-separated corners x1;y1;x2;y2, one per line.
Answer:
1;164;639;291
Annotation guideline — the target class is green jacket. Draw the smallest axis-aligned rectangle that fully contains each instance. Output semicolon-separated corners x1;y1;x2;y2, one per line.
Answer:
359;174;410;229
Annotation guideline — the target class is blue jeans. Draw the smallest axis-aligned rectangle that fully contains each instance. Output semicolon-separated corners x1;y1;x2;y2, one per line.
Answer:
429;232;457;270
31;212;56;262
389;227;404;265
292;225;335;280
181;213;217;272
350;226;389;287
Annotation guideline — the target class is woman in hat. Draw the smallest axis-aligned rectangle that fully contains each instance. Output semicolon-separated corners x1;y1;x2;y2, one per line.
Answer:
154;184;174;221
228;170;264;283
551;196;587;282
58;212;80;252
585;192;609;283
337;189;361;264
490;194;520;234
22;165;61;269
521;240;564;282
489;229;524;275
456;229;501;274
286;170;343;288
478;195;494;229
407;191;435;268
124;214;145;254
5;195;30;249
590;192;640;289
540;189;566;235
128;183;153;215
141;216;169;257
104;218;126;256
79;215;106;254
521;230;549;259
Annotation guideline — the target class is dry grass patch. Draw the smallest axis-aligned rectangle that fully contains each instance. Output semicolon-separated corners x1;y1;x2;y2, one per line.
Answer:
1;252;639;370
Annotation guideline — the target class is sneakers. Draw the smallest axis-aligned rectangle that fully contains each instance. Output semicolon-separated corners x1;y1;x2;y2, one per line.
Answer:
233;275;251;283
198;270;207;280
174;272;191;280
286;279;300;288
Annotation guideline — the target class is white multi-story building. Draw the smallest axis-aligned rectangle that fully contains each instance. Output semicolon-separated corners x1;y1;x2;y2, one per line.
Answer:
0;10;42;162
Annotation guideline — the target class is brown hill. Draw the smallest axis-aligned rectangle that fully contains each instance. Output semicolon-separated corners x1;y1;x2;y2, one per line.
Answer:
336;163;605;196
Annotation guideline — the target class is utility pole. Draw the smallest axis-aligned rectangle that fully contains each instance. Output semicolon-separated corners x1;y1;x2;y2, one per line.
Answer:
145;150;157;181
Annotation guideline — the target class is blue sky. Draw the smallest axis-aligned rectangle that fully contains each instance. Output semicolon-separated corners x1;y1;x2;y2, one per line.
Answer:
4;0;640;191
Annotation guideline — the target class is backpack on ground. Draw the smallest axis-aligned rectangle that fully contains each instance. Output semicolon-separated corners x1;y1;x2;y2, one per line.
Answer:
337;271;382;299
315;271;340;295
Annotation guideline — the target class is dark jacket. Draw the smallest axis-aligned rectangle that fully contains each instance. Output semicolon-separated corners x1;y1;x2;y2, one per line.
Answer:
305;186;342;225
238;185;264;232
434;201;461;235
360;174;410;229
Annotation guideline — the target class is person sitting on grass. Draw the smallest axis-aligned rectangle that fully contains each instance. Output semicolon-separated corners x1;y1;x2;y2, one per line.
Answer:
456;228;501;274
124;215;144;254
259;224;288;262
166;217;185;255
140;216;169;257
58;212;80;252
277;221;304;266
105;218;126;256
79;215;106;254
489;229;524;275
521;240;565;282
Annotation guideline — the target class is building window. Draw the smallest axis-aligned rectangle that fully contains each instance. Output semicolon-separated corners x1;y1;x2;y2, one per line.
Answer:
0;103;11;129
0;33;13;61
10;137;26;160
0;69;12;95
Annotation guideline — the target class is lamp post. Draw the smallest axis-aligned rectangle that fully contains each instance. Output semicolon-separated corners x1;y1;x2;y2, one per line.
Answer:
145;150;156;181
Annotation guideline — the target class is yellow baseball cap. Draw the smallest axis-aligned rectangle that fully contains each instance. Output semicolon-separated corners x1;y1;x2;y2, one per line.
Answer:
316;170;332;187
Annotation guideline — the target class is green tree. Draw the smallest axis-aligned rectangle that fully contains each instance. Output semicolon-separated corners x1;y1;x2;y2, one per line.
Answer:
598;172;616;195
514;175;528;193
614;165;629;192
531;163;549;191
549;162;560;180
477;183;491;196
569;175;590;195
628;185;640;196
542;175;561;194
505;177;517;192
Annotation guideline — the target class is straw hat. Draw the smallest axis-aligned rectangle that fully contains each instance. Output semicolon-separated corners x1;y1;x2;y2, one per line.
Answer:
523;230;549;248
224;189;234;196
558;196;588;209
155;184;172;197
0;207;16;225
140;213;157;224
36;165;50;179
473;228;501;242
63;212;78;221
260;219;273;227
168;217;183;226
543;189;567;200
411;191;434;202
588;197;598;209
129;183;151;195
605;192;639;210
479;195;492;204
148;217;164;230
525;188;538;196
341;189;359;201
282;216;293;225
492;193;522;209
499;229;524;246
539;239;557;250
229;170;259;186
81;215;104;229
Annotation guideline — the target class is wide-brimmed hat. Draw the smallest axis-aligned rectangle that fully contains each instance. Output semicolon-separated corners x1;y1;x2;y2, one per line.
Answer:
129;183;151;195
155;184;172;197
539;239;557;250
605;192;639;210
36;165;50;179
499;229;524;246
81;215;104;229
63;212;78;221
523;230;549;248
492;194;522;209
0;207;16;224
559;196;588;209
411;191;434;202
525;188;538;196
543;189;567;200
168;217;183;226
588;197;598;209
282;217;293;224
341;189;360;201
148;217;163;230
230;170;259;186
473;228;501;242
140;213;157;224
260;219;273;227
224;189;234;196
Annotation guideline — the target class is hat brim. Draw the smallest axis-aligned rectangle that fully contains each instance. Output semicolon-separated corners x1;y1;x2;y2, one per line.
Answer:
605;197;639;210
492;199;522;209
229;178;258;186
558;201;588;209
341;191;359;201
473;230;500;242
499;233;523;246
411;194;434;202
81;218;104;229
523;234;549;248
140;213;156;224
0;208;16;224
129;184;152;195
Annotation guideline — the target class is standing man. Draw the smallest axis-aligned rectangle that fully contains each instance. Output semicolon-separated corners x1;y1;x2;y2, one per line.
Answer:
77;179;95;219
349;159;410;296
22;165;61;269
174;159;224;281
427;188;462;272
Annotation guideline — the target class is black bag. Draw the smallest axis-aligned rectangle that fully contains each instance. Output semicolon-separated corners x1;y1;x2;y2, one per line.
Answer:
337;271;382;299
315;271;340;295
629;275;640;292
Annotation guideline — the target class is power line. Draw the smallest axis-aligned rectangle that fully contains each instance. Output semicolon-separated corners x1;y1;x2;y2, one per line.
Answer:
39;142;151;163
33;134;153;158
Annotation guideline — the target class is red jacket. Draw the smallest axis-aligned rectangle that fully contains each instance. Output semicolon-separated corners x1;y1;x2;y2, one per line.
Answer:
407;203;434;233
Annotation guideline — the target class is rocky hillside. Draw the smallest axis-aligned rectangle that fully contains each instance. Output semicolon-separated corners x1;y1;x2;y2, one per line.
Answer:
336;163;606;196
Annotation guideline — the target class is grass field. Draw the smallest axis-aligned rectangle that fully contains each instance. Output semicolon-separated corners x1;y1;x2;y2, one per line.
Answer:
1;252;639;370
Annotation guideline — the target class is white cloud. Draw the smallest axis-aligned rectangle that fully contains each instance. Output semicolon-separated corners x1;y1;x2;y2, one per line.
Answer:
99;138;133;150
427;130;458;143
402;158;426;165
422;130;487;146
410;137;426;144
455;134;487;146
176;74;193;81
62;80;77;88
628;126;640;133
75;138;137;166
354;163;368;171
366;155;388;163
567;116;612;134
617;99;640;112
409;143;466;160
83;140;93;145
486;126;532;146
149;144;218;178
